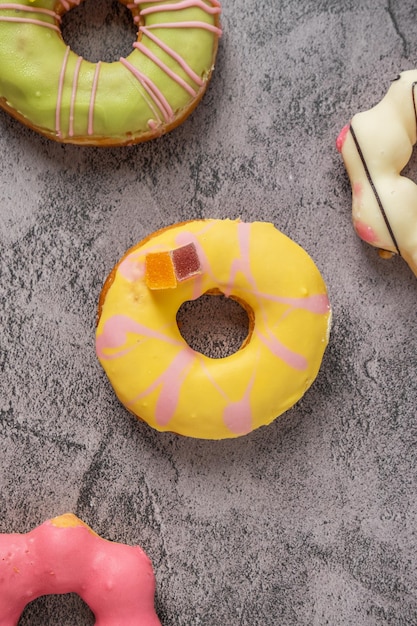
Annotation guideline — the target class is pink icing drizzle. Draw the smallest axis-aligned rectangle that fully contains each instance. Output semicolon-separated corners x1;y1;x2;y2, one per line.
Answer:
88;61;101;136
140;0;221;16
255;327;307;371
56;45;70;138
222;222;330;314
0;1;61;31
224;221;254;297
129;349;195;426
138;0;221;4
134;41;198;97
0;14;60;31
144;20;222;34
139;26;204;87
58;0;82;11
69;56;83;137
353;181;362;200
222;371;255;435
120;57;174;123
96;314;182;361
118;252;146;281
354;219;378;244
253;291;329;313
336;123;350;152
0;3;60;19
96;315;194;427
0;517;161;626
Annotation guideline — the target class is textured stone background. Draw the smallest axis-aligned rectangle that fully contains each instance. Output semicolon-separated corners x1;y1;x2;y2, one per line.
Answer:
1;0;417;624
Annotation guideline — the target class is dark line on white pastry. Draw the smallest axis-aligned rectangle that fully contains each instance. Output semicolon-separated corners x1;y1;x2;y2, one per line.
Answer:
349;124;401;256
411;81;417;134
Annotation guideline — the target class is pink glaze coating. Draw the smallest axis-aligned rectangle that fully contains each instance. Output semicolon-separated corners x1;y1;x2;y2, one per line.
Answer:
354;219;378;245
0;514;161;626
336;123;350;153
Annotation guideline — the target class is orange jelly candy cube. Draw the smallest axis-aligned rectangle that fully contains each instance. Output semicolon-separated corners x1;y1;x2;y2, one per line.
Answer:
145;251;176;289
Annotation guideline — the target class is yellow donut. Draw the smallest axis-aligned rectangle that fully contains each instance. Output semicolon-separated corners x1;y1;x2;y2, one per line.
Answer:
96;220;331;439
0;0;221;146
337;70;417;277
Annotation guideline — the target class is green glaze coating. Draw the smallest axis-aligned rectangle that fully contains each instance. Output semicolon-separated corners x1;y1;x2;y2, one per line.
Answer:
0;0;221;145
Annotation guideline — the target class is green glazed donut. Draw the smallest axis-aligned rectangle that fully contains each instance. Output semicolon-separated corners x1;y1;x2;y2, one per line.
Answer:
0;0;222;145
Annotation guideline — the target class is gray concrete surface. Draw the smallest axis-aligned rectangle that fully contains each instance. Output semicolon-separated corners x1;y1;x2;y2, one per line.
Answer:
1;0;417;624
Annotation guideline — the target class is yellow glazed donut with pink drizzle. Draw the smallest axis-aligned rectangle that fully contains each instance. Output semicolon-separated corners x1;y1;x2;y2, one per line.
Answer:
96;219;331;439
0;0;221;146
337;70;417;278
0;513;161;625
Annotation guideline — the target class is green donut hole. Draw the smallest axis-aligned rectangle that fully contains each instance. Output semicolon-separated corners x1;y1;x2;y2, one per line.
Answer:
176;293;251;359
61;0;138;64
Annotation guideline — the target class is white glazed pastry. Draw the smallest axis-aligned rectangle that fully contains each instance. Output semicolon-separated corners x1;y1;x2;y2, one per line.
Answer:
337;69;417;277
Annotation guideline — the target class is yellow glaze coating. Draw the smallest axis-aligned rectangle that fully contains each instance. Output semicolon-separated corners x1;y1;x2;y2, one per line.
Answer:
50;513;98;535
0;0;221;145
96;220;331;440
337;69;417;277
51;512;85;528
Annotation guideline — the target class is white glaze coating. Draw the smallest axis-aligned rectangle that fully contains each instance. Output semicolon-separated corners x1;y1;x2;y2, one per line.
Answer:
337;69;417;277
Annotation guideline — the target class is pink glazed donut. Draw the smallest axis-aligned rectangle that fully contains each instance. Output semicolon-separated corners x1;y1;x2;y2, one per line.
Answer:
0;513;161;625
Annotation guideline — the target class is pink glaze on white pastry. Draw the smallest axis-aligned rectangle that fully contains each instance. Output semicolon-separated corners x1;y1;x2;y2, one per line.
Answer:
0;513;161;626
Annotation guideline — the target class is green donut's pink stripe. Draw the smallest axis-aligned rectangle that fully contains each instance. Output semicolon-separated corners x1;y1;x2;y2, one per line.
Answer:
69;56;83;137
144;20;222;34
119;58;164;124
134;42;197;97
56;45;70;138
138;0;221;4
0;3;60;20
139;0;221;16
88;61;101;136
120;56;174;123
0;2;60;30
58;0;82;11
139;26;203;86
0;14;60;31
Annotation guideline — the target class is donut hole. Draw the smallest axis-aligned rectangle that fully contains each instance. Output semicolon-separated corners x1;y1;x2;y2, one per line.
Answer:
19;592;94;624
61;0;138;63
176;293;251;359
